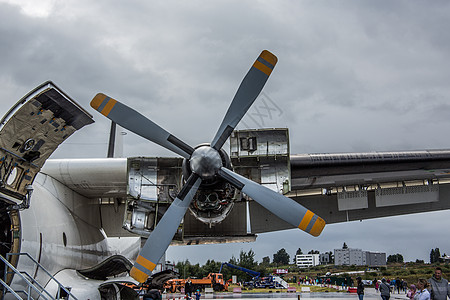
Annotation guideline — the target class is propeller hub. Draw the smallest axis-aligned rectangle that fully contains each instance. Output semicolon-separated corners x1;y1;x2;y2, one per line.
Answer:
189;146;222;180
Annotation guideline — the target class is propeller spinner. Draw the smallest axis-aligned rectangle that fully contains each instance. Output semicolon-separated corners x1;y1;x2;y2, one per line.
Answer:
91;50;326;283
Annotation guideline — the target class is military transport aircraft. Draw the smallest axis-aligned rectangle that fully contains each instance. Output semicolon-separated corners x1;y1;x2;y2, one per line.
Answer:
1;50;450;298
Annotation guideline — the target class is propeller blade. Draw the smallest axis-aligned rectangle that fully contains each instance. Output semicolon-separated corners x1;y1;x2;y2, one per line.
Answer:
91;93;194;158
211;50;278;150
130;173;202;283
218;168;325;237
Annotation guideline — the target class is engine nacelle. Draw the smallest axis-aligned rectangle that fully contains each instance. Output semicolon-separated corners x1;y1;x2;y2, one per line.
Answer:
181;144;237;226
122;128;290;242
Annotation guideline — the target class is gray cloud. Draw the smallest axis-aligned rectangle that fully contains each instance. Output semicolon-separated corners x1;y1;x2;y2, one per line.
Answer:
2;0;450;264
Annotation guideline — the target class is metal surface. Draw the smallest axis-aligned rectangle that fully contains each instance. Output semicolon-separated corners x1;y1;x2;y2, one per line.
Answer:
189;146;223;180
0;82;94;202
4;252;78;300
249;183;450;233
219;167;325;237
130;174;202;283
2;172;109;298
123;157;182;237
375;185;439;207
337;190;368;211
230;128;290;193
41;158;128;198
291;150;450;178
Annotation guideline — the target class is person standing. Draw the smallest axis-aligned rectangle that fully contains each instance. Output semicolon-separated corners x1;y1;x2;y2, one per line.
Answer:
407;284;417;300
195;289;201;300
416;279;431;300
428;267;450;300
185;279;193;298
380;278;391;300
357;277;364;300
396;278;402;294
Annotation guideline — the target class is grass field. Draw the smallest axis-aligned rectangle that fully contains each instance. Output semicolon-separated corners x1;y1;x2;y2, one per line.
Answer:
272;262;450;288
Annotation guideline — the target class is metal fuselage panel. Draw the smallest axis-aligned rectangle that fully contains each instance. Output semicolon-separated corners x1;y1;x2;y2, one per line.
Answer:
10;172;108;293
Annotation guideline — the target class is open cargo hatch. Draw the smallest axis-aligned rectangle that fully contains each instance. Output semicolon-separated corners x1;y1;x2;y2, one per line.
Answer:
0;81;94;205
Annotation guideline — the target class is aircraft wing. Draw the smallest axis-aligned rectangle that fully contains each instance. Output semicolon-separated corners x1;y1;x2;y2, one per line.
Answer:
248;150;450;233
41;129;450;240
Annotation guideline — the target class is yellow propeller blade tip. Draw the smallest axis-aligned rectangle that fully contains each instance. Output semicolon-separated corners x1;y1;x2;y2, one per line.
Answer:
130;267;149;283
90;93;117;116
90;93;107;110
310;217;326;237
260;50;278;66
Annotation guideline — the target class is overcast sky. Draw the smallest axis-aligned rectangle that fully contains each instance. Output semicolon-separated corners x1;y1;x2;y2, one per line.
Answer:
1;0;450;265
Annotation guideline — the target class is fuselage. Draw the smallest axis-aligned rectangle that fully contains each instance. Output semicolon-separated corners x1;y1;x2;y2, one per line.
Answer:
2;172;109;298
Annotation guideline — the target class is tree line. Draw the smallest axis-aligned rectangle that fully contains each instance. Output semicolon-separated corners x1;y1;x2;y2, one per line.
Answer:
174;247;328;281
387;248;447;264
174;246;447;281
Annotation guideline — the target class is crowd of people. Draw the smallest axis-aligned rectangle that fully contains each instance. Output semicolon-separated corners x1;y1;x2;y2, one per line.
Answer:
358;267;450;300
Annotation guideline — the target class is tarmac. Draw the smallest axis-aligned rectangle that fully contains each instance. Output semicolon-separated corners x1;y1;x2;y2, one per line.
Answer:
161;288;410;300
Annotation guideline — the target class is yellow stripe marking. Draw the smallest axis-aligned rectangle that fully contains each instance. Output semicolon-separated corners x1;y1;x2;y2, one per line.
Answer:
90;93;106;110
136;255;157;272
309;217;326;237
101;98;117;116
260;50;278;66
253;60;272;76
130;267;149;283
298;210;314;231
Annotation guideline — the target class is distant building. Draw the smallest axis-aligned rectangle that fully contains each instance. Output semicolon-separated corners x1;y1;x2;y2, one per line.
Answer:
296;254;320;268
319;253;330;265
334;248;386;266
335;248;364;265
365;251;386;267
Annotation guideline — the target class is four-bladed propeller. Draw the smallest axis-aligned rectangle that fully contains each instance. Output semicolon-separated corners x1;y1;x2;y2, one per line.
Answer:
91;50;326;283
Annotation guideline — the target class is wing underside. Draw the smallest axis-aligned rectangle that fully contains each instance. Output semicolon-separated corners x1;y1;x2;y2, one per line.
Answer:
249;150;450;233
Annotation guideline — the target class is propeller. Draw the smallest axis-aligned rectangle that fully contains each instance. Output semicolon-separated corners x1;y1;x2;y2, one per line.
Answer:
90;50;326;283
218;168;325;236
91;93;194;158
130;173;202;283
211;50;278;150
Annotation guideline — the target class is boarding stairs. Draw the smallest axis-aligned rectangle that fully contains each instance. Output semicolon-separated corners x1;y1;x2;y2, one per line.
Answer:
0;253;77;300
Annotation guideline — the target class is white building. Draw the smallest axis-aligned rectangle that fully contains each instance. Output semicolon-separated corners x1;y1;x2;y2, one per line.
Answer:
296;254;320;268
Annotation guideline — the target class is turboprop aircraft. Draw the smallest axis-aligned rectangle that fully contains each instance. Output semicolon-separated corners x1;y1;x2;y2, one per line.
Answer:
2;50;450;298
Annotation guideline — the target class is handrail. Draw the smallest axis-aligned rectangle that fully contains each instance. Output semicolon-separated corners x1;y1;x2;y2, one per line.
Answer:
0;279;22;299
5;253;78;300
19;270;54;300
0;254;49;299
